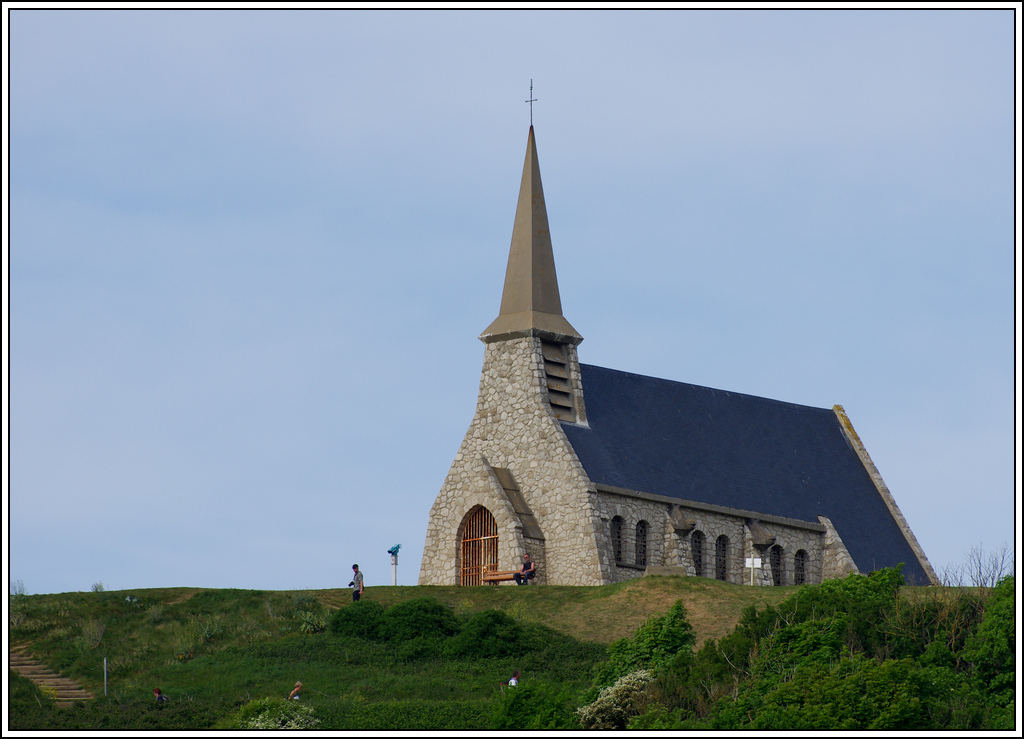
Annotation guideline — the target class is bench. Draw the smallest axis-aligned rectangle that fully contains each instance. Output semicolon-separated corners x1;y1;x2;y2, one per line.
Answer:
481;567;516;585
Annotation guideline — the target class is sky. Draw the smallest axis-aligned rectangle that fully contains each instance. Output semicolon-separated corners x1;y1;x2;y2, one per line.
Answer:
6;8;1019;596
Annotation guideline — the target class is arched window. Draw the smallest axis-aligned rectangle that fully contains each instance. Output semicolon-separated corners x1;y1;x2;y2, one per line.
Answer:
770;544;784;586
611;516;624;564
794;549;808;585
691;530;705;577
459;506;498;586
635;521;648;567
715;535;729;581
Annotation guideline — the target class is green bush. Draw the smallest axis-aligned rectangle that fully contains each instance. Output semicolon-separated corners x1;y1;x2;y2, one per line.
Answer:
963;575;1015;712
777;568;904;656
590;600;695;694
712;654;987;730
220;697;320;730
298;610;328;634
444;609;523;660
632;569;1012;731
7;670;55;730
491;681;583;730
381;598;460;644
329;600;386;640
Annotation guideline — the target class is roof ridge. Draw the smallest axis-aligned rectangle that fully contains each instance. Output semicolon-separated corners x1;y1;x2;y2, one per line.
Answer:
578;362;832;414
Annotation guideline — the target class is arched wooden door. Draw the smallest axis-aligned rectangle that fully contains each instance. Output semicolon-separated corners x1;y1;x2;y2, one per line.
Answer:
460;506;498;586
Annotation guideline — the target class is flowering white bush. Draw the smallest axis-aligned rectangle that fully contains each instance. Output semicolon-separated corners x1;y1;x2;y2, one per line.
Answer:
576;669;653;730
236;697;321;730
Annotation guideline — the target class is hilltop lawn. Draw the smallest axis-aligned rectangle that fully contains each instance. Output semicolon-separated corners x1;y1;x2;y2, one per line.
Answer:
7;576;792;730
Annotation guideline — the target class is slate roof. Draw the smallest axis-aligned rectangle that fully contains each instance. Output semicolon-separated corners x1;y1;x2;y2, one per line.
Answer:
560;364;930;585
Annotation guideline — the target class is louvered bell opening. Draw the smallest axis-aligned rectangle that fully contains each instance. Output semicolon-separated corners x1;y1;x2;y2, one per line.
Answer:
541;340;576;422
546;375;571;394
548;388;573;408
541;341;567;364
544;360;568;379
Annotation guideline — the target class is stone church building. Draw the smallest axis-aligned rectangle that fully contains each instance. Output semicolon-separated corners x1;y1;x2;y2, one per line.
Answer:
419;127;937;588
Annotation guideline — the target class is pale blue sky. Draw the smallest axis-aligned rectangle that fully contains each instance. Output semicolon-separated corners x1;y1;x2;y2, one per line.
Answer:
7;9;1017;594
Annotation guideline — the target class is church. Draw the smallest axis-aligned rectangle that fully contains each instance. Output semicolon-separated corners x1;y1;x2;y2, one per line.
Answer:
419;126;937;588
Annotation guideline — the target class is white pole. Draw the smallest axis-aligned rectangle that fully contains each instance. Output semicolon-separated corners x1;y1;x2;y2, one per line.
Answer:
391;554;398;586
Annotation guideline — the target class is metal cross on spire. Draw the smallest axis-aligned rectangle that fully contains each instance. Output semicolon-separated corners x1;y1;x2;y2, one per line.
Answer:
526;79;537;125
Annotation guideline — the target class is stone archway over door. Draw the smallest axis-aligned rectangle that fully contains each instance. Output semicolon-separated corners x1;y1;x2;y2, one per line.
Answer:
460;506;498;586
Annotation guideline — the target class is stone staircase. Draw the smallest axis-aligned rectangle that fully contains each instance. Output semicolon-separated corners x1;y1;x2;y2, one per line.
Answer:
9;644;94;708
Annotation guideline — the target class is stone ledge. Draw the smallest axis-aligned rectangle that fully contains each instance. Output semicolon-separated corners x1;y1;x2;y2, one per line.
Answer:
644;565;689;577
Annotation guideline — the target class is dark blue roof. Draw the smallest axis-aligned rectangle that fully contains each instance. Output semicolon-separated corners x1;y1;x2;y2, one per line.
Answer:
561;364;929;584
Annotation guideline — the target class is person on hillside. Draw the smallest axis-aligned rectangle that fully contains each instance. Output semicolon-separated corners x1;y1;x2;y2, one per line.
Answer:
513;554;536;585
501;670;520;693
153;688;169;703
349;564;364;601
288;681;302;700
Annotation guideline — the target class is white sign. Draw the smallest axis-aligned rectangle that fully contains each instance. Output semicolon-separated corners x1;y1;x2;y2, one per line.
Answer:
745;557;762;568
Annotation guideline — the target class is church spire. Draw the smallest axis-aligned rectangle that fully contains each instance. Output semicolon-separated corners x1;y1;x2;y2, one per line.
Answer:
480;126;583;345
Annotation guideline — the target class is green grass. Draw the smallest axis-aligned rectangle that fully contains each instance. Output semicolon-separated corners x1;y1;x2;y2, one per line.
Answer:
5;577;813;730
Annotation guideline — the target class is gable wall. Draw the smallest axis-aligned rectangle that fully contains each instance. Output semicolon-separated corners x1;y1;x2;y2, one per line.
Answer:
419;336;608;586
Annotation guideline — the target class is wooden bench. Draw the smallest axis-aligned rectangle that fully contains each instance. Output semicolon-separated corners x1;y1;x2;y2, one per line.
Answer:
481;566;516;585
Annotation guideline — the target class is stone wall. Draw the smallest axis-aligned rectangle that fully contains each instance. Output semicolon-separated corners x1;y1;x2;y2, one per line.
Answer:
594;490;830;587
818;515;860;581
419;336;607;586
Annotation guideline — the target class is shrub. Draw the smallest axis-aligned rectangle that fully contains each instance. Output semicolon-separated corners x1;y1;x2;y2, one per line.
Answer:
711;653;987;731
298;611;328;634
330;600;386;641
590;600;695;693
577;669;654;729
963;575;1015;710
444;609;523;660
491;681;583;730
775;567;904;656
381;598;460;643
223;697;320;730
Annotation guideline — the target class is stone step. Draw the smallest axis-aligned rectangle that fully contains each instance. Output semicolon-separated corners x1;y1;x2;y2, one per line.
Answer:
10;666;61;677
10;663;59;675
9;644;94;706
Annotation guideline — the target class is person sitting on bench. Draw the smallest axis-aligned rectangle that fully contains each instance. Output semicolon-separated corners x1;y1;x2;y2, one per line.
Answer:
513;554;536;585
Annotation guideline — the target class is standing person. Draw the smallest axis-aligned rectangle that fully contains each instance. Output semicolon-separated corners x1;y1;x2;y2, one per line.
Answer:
513;554;536;585
350;564;364;601
288;681;302;700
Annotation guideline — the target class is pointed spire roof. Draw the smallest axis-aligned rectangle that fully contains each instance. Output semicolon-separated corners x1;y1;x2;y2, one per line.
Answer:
480;126;583;345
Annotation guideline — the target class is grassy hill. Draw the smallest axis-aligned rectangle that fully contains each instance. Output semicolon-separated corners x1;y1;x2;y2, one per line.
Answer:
13;574;1010;731
8;575;795;730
